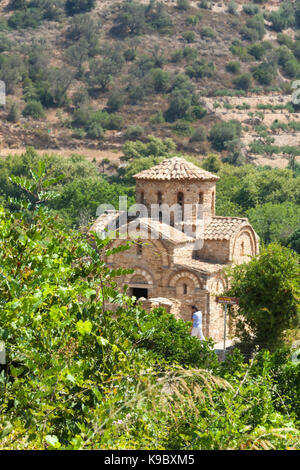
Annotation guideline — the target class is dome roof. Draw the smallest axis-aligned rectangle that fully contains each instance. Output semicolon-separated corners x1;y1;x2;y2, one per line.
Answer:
133;157;219;181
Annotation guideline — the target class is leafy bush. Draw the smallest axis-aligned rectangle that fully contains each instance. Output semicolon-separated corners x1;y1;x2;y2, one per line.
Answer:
226;244;300;352
189;126;206;142
86;122;104;140
200;27;215;38
177;0;190;10
151;68;170;92
286;228;300;254
125;125;144;140
209;120;242;151
226;61;240;74
7;8;43;29
65;0;95;15
233;73;252;90
252;62;277;85
268;2;295;32
240;14;265;42
22;100;45;119
243;3;260;16
182;30;196;43
110;1;147;37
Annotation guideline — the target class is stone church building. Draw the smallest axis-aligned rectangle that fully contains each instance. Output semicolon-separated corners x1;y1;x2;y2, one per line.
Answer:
90;157;259;342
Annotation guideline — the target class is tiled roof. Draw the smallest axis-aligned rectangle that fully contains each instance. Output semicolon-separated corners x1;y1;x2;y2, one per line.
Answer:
123;218;195;244
134;157;219;181
204;217;249;241
89;211;125;235
174;250;225;274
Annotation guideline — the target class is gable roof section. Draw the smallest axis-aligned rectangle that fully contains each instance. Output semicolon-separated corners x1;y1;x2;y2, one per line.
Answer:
134;157;219;181
204;216;249;241
123;218;195;245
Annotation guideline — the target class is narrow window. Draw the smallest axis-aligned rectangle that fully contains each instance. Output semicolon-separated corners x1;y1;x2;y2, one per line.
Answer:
211;191;215;214
240;241;245;257
199;192;204;205
137;241;143;256
177;192;184;220
183;284;188;295
140;191;145;204
157;192;163;204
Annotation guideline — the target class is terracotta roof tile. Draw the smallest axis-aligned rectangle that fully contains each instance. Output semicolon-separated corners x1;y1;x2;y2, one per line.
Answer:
204;217;249;240
134;157;219;181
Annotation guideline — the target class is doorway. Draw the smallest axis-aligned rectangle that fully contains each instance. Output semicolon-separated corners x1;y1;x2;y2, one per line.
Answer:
131;287;148;300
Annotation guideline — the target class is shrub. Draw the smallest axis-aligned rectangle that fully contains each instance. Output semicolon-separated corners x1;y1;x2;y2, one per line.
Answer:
286;228;300;254
209;120;242;150
171;120;192;136
269;2;295;32
164;88;192;122
22;100;45;119
201;154;222;173
227;244;300;351
86;122;104;140
182;30;196;43
110;1;147;37
8;8;43;29
228;1;238;15
189;126;206;142
243;3;260;16
248;41;272;60
150;110;165;124
253;62;277;85
240;14;265;42
233;72;252;90
186;14;201;25
6;100;20;123
200;27;215;38
65;0;95;15
170;49;184;63
190;105;207;120
226;61;240;74
151;68;170;92
177;0;190;10
125;125;144;139
107;90;125;112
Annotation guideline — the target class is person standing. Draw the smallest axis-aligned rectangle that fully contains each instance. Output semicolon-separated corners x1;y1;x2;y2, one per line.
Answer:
191;305;205;341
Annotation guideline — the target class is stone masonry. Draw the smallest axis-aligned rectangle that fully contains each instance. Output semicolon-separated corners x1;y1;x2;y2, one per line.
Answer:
90;157;259;342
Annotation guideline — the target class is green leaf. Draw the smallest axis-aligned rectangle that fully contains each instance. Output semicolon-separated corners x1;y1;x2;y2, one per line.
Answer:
76;320;92;336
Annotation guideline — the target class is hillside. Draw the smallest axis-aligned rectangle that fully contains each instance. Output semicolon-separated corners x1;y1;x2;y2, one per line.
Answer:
0;0;300;169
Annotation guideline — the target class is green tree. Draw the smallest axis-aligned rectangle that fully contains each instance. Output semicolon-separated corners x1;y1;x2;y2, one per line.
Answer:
226;244;300;352
209;120;242;151
286;228;300;254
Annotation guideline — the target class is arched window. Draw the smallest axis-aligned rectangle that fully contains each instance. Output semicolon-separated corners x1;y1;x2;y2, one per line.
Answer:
177;192;184;220
177;192;184;206
183;283;188;295
240;241;245;257
157;192;163;204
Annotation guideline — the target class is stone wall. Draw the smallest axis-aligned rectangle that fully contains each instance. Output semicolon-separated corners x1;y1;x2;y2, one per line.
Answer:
135;179;216;228
196;239;230;263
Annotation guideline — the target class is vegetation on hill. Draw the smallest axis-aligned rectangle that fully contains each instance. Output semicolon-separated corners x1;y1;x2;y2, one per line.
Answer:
0;0;300;163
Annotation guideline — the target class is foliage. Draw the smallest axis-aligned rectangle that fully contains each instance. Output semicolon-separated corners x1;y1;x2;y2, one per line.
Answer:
65;0;95;16
226;244;300;352
22;100;45;119
209;120;242;151
0;165;299;450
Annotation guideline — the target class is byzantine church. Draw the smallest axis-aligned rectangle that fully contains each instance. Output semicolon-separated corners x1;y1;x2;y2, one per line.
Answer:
90;157;259;342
